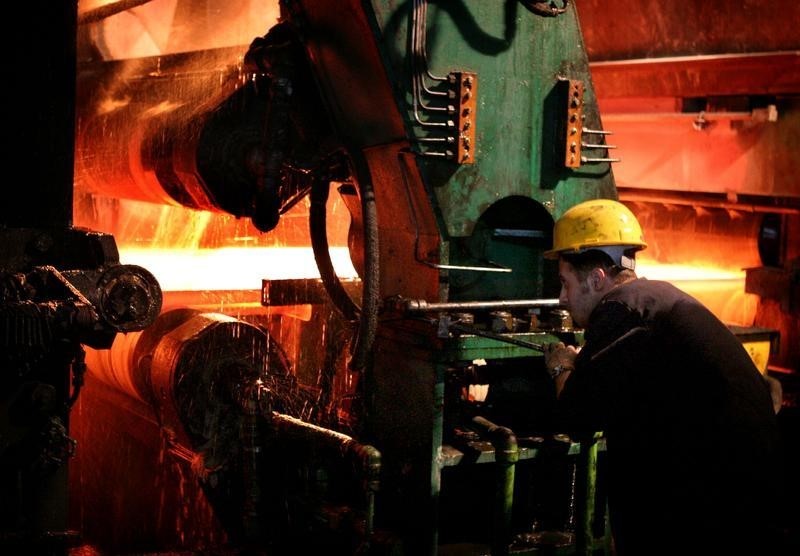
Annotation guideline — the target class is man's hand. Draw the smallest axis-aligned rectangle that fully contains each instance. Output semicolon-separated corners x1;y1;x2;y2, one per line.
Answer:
543;341;578;376
543;341;579;396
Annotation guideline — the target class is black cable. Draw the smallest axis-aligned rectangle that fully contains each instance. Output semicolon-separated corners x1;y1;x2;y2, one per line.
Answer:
347;152;380;373
309;172;360;323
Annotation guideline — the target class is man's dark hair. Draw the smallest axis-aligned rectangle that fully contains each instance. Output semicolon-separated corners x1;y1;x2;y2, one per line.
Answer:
561;249;636;284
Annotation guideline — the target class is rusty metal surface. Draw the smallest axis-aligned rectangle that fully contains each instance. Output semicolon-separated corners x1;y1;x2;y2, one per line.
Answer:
577;0;800;62
590;51;800;99
576;0;800;99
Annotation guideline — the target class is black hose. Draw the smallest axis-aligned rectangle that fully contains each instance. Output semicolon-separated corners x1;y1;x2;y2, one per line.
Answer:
348;152;380;373
309;177;360;323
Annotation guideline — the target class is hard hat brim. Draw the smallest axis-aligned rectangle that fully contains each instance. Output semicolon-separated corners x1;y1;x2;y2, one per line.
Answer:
543;242;647;260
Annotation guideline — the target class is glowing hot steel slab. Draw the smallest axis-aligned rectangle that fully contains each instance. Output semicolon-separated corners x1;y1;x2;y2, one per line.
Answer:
120;246;357;291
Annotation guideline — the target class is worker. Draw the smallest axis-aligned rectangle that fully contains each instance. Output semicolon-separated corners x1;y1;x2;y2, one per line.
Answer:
541;199;787;555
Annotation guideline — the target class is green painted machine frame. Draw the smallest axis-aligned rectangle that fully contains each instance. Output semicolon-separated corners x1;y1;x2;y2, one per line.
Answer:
281;1;618;553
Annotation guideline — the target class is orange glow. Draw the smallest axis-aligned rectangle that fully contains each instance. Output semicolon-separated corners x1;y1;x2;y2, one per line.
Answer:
636;258;758;326
636;260;744;282
80;0;279;60
156;291;312;321
623;202;762;328
121;246;357;291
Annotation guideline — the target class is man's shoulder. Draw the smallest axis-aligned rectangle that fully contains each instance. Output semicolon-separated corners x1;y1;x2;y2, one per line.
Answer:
604;278;699;315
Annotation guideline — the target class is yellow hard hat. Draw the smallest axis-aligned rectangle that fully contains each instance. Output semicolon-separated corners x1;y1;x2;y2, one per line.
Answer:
544;199;647;259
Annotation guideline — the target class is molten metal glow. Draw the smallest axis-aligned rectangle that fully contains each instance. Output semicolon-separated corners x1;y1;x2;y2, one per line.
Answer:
636;259;757;326
636;261;744;282
121;246;357;291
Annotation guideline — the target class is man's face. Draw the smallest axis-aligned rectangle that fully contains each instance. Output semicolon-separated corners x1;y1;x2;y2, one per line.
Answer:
557;258;599;328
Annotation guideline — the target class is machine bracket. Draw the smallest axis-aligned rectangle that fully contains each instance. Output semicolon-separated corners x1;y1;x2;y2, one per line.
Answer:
558;79;620;167
451;71;478;164
561;79;585;168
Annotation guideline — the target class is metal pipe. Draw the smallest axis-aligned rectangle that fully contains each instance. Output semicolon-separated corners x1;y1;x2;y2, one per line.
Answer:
574;433;603;556
471;416;519;556
401;298;561;313
351;443;382;540
601;110;765;123
239;384;266;546
589;50;800;68
271;413;381;543
77;0;154;25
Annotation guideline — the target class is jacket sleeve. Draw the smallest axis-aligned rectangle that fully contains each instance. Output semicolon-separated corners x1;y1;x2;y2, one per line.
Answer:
556;300;651;437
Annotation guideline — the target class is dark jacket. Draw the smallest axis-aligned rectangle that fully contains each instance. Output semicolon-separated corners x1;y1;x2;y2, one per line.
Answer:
559;278;785;555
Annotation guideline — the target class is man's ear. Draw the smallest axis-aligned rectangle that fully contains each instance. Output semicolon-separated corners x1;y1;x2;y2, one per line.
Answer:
589;267;606;291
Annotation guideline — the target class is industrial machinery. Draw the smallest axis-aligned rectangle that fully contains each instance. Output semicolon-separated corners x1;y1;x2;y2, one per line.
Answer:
2;0;672;554
0;3;164;553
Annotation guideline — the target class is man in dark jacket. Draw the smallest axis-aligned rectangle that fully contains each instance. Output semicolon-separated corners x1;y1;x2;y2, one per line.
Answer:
542;199;786;555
